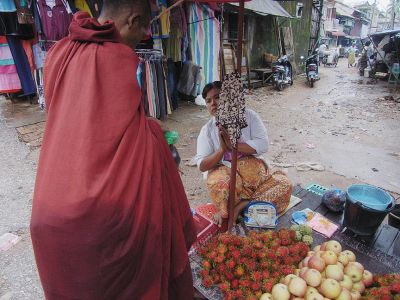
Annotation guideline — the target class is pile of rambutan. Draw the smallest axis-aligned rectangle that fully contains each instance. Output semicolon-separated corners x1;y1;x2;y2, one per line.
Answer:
361;273;400;300
198;229;310;299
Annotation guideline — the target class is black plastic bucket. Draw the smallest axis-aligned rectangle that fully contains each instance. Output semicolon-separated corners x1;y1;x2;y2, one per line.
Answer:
389;204;400;229
343;195;394;236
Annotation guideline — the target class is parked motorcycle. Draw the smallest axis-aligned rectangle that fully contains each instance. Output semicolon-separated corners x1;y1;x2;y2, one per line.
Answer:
301;54;319;88
271;55;293;91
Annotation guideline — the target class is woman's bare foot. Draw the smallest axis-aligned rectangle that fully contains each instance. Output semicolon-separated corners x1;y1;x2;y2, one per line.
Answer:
212;211;225;227
233;200;250;223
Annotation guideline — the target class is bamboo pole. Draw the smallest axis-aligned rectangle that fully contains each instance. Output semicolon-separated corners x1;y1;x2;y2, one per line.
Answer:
227;0;245;231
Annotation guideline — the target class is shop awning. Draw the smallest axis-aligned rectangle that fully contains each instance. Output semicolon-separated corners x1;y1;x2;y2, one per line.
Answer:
229;0;292;18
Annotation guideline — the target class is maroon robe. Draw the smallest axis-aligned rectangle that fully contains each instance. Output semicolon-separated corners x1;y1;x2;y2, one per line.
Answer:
31;12;196;300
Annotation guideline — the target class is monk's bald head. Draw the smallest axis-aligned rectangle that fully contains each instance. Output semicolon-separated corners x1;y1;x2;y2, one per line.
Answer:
99;0;151;49
102;0;150;17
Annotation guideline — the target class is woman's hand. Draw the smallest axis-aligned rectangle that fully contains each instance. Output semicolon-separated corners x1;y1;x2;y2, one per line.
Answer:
218;125;232;151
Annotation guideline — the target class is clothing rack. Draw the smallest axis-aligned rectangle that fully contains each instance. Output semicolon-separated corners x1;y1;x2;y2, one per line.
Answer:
136;49;166;61
38;39;58;43
137;49;172;120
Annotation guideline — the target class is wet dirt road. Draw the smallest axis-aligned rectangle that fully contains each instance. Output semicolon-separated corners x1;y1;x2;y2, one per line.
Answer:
168;59;400;206
0;58;399;299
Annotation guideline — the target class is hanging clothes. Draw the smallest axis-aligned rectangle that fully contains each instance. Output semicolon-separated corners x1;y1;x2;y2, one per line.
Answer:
66;0;78;13
36;0;73;40
22;40;35;71
30;0;43;35
152;0;170;39
0;11;35;39
188;3;220;94
165;27;181;62
32;43;46;69
177;60;200;97
0;0;17;12
7;35;36;95
166;59;178;110
138;54;172;120
0;36;22;93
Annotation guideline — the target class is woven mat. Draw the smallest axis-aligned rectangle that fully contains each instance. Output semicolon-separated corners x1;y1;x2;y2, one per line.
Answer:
279;195;302;217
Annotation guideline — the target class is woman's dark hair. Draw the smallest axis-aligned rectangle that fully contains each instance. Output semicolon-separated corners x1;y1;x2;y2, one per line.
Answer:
202;81;222;99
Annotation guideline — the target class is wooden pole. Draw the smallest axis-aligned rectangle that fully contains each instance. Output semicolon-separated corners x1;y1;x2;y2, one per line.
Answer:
151;0;185;24
227;0;245;231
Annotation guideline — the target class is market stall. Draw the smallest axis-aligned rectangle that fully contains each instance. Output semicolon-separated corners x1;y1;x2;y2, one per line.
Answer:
191;186;400;300
369;29;400;85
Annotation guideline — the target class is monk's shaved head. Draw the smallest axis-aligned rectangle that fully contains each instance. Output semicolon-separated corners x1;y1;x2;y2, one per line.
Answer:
102;0;150;17
99;0;151;49
102;0;151;18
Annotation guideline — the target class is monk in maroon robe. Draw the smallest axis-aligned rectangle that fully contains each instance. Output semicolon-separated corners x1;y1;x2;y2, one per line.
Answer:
30;1;196;299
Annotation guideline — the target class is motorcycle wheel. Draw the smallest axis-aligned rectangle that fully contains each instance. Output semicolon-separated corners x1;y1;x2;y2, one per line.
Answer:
278;82;284;91
310;78;314;88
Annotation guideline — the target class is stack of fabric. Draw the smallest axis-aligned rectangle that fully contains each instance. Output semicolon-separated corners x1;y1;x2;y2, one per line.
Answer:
0;36;22;94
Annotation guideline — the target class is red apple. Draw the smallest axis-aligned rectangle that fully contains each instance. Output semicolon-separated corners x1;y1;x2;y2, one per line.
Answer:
307;251;315;257
325;264;344;281
303;269;322;287
344;264;363;283
272;283;291;300
308;256;326;272
337;262;345;270
338;252;350;266
300;267;309;279
336;288;352;300
313;245;321;252
260;293;273;300
350;290;361;300
349;262;364;273
325;240;342;255
352;281;365;293
320;242;328;251
305;287;324;300
319;278;342;299
282;274;298;286
289;277;308;297
301;257;311;268
362;270;373;287
321;251;338;265
341;250;356;262
340;274;353;290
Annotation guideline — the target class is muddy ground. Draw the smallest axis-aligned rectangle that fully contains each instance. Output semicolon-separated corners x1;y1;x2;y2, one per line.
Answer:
0;58;399;299
170;59;400;207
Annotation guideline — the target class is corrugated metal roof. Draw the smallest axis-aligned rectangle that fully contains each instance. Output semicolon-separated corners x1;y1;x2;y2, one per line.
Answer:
229;0;292;18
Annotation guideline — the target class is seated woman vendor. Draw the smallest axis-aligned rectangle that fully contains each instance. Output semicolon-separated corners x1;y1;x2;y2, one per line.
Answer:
195;81;292;225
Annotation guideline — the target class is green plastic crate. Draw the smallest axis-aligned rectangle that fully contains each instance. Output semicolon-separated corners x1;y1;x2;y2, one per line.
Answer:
306;183;329;196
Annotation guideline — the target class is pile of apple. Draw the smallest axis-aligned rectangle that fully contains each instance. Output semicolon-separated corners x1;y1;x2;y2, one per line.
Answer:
261;240;373;300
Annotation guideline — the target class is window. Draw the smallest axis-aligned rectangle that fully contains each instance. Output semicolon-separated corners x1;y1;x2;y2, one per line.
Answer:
296;3;304;18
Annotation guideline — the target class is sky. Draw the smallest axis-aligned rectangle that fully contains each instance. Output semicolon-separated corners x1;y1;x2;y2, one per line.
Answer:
341;0;391;11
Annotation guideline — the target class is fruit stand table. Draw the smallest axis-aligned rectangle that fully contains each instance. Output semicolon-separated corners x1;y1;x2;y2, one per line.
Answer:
251;68;273;86
192;185;400;300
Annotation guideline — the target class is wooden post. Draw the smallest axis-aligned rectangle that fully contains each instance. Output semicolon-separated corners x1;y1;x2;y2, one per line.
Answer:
227;0;245;231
